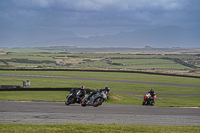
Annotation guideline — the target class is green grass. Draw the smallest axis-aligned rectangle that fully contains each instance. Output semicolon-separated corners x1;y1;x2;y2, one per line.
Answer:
1;47;63;53
0;71;199;107
0;62;6;65
0;91;67;102
0;70;200;85
104;54;197;60
7;62;58;67
0;55;55;61
1;91;199;107
111;59;175;65
0;123;199;133
1;52;199;70
9;52;71;57
73;59;190;70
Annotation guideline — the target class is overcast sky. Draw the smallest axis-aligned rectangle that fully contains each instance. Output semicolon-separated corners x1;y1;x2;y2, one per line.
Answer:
0;0;200;37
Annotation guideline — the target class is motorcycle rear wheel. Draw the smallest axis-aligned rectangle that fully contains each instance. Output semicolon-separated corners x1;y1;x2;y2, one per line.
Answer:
81;99;87;107
150;101;154;106
93;97;103;107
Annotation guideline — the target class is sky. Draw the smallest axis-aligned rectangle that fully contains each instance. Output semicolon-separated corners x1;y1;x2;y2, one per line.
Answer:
0;0;200;37
0;0;200;38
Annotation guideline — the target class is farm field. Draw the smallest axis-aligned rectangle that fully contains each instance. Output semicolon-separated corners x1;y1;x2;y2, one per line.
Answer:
1;46;200;54
0;52;199;74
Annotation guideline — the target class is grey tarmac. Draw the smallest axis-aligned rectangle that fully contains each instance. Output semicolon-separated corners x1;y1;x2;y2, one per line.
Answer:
0;101;199;125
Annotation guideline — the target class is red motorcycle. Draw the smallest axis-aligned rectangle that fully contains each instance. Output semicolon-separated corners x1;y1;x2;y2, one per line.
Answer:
142;93;156;106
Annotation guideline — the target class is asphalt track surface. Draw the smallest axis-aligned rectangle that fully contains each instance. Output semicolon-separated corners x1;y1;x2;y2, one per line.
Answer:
1;74;200;88
0;101;200;125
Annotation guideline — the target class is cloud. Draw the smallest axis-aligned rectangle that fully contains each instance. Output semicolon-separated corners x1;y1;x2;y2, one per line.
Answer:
10;0;188;11
0;0;200;35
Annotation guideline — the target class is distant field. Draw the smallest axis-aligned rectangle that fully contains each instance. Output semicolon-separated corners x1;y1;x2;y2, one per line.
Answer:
0;52;199;71
0;55;55;61
1;46;200;54
7;62;58;67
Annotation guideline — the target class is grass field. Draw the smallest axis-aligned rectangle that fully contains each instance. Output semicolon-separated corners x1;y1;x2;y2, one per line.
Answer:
0;70;200;85
7;62;58;67
0;123;199;133
0;70;199;107
1;52;199;70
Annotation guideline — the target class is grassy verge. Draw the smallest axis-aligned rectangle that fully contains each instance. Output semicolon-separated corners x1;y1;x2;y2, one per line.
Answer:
0;71;199;107
0;91;199;107
0;123;199;133
0;70;200;85
0;74;199;94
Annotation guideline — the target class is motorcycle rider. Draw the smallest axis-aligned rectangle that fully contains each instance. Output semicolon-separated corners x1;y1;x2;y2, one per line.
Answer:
103;86;110;95
86;86;110;102
70;85;86;103
148;88;155;97
148;88;156;103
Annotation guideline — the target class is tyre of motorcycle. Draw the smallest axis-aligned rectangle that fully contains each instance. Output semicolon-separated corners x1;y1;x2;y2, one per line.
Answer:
65;95;74;105
142;100;146;105
81;99;87;107
150;100;155;106
92;96;104;107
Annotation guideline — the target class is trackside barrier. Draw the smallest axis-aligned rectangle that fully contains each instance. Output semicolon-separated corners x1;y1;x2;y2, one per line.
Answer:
0;87;91;93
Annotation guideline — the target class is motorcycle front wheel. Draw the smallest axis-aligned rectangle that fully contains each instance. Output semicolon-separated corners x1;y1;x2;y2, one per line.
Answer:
142;100;146;105
65;96;74;105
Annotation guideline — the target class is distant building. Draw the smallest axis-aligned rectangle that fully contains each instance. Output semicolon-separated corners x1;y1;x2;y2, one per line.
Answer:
187;60;200;65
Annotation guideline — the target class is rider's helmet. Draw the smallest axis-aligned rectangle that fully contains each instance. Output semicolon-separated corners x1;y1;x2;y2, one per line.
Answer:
150;88;154;93
80;85;85;90
104;86;110;92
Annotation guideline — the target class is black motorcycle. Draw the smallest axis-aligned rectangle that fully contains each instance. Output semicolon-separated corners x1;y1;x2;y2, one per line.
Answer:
65;89;83;105
81;89;108;107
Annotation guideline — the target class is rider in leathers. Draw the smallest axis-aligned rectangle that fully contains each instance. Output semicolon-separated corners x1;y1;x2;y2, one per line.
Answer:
86;86;110;102
148;88;156;102
70;85;86;103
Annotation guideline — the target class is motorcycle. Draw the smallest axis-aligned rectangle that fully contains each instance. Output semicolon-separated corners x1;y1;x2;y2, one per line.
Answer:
65;89;83;105
142;93;156;106
81;89;108;107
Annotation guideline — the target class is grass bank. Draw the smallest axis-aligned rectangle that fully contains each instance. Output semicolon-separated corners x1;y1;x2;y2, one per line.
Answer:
0;91;199;107
0;123;199;133
0;70;200;85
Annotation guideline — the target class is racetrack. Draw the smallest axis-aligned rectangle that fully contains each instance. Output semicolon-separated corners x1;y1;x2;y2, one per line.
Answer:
1;74;200;88
0;101;199;125
0;74;200;126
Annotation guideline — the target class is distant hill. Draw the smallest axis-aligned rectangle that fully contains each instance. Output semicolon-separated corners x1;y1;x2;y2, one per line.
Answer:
1;26;199;48
0;27;78;47
85;26;200;47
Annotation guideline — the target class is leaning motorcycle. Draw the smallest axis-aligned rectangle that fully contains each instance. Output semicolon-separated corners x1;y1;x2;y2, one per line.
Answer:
65;89;83;105
142;93;156;106
81;89;108;107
